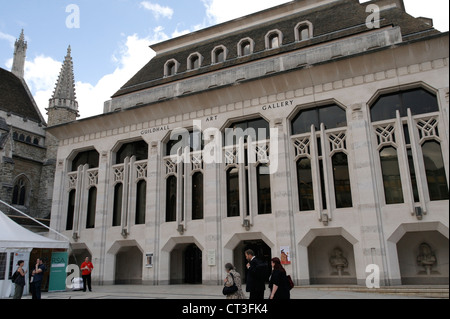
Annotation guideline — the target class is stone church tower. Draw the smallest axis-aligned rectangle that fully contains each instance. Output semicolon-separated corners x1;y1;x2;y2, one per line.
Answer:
37;46;80;218
11;29;27;79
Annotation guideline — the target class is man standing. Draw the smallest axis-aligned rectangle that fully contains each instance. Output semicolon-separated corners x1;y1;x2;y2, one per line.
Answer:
245;249;267;299
31;258;46;299
81;257;94;292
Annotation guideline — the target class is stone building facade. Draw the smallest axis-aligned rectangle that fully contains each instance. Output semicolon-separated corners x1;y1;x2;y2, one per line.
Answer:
0;31;77;230
48;0;448;286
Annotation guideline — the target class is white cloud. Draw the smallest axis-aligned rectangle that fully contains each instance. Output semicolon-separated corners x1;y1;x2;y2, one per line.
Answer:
201;0;292;24
24;28;170;121
140;1;174;19
0;31;16;48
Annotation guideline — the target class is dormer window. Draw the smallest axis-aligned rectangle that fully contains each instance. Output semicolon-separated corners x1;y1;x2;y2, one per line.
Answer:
212;45;228;64
188;52;203;70
238;38;255;57
164;59;179;77
295;21;313;42
265;30;283;50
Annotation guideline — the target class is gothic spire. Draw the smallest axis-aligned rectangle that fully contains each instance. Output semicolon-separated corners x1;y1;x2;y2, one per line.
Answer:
47;46;79;126
11;29;27;79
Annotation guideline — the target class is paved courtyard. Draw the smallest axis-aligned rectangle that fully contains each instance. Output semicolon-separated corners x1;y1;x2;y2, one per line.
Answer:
17;284;448;300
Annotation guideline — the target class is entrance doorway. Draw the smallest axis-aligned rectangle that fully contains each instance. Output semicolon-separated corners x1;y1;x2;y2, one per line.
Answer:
233;240;272;283
170;243;202;284
115;246;143;285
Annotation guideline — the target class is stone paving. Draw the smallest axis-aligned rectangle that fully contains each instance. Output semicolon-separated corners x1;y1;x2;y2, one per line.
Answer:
17;284;448;300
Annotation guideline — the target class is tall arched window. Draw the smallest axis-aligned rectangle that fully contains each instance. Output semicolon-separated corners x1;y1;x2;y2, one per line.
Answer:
296;157;314;211
192;172;204;220
12;176;29;206
370;87;447;207
86;187;97;229
256;165;272;215
422;141;449;201
379;147;404;204
226;167;240;217
135;180;147;225
224;117;271;219
166;175;177;222
113;183;123;227
66;189;76;231
291;104;352;213
332;152;352;208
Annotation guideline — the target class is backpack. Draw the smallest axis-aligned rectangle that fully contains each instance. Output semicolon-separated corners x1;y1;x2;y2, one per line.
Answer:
11;270;19;283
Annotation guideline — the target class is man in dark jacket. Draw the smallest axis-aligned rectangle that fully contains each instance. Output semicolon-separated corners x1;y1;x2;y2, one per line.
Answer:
245;249;267;299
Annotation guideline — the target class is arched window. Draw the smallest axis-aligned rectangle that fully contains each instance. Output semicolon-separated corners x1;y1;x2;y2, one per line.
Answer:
291;104;347;135
116;140;148;164
224;117;271;218
256;165;272;215
212;45;227;64
66;189;76;231
379;146;404;204
164;59;179;77
166;175;177;222
422;141;449;201
188;53;202;70
332;152;352;208
12;176;29;206
192;172;204;220
370;87;446;207
135;180;147;225
291;103;352;213
296;157;314;211
265;30;283;49
113;183;123;227
295;21;313;42
72;149;99;172
238;38;254;57
86;187;97;229
226;167;240;217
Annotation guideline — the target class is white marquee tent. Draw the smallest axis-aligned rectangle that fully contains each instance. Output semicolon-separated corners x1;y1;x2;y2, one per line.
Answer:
0;209;69;298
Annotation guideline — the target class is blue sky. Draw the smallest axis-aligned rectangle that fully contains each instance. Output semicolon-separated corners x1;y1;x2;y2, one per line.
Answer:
0;0;448;120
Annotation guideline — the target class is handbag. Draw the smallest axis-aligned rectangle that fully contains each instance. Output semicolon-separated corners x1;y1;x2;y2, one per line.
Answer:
222;273;238;295
286;275;294;290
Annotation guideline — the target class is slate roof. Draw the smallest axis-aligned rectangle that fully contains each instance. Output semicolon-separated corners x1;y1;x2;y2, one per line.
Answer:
0;67;43;123
112;0;439;98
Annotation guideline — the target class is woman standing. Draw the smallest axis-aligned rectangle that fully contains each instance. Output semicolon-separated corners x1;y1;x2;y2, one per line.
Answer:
269;257;290;299
224;263;246;299
13;260;27;299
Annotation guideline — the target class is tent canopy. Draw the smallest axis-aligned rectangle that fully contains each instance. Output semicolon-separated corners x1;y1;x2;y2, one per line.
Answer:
0;210;69;250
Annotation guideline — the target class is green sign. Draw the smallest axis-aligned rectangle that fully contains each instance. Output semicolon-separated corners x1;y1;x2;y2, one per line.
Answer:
48;252;68;292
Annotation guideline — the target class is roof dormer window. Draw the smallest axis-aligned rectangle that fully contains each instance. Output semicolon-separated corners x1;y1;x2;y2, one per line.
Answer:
188;52;203;70
295;21;313;42
164;59;179;77
265;30;283;50
212;45;228;64
237;38;255;57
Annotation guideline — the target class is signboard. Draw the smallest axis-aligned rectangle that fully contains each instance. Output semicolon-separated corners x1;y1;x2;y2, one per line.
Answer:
281;246;291;265
48;252;68;292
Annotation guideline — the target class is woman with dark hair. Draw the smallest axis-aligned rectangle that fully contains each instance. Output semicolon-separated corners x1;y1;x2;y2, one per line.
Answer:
13;260;27;299
224;263;246;299
269;257;290;299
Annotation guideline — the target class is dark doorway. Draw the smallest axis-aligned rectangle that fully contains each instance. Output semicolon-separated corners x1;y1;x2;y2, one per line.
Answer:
170;243;203;285
234;240;272;283
185;244;202;284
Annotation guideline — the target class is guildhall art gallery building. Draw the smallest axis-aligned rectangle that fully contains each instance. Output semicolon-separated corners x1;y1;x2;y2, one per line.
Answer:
47;0;449;286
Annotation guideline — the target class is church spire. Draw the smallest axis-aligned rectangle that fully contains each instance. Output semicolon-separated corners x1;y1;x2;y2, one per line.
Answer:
11;29;27;79
47;45;79;126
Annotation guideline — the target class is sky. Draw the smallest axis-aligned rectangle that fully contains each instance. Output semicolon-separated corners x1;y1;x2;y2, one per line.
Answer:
0;0;448;121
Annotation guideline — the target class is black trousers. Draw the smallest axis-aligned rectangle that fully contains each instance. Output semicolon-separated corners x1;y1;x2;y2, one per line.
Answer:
82;274;92;292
